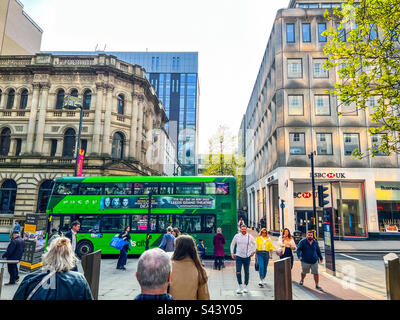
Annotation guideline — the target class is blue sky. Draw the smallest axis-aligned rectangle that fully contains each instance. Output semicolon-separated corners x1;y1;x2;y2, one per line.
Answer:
21;0;289;153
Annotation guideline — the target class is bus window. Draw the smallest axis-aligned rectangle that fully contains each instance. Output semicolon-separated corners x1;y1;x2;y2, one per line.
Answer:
101;215;129;233
203;215;216;233
204;183;216;194
79;184;103;195
175;215;201;233
133;183;144;195
160;183;174;195
158;215;174;233
77;215;101;233
104;183;131;195
175;183;202;195
143;183;159;195
54;183;79;195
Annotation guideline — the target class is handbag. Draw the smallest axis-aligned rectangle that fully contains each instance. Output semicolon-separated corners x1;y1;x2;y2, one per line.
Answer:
110;234;126;250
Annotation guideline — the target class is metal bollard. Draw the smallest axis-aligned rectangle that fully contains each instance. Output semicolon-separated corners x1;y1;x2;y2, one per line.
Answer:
274;257;292;300
81;250;101;300
0;260;20;300
384;253;400;300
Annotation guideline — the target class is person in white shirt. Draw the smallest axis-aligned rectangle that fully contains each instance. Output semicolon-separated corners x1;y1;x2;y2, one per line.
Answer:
230;225;256;294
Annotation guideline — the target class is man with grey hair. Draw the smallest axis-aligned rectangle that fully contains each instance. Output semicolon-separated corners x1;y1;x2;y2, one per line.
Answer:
134;248;173;300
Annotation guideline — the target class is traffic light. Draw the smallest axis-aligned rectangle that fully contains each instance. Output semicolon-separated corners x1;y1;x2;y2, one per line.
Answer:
318;185;329;207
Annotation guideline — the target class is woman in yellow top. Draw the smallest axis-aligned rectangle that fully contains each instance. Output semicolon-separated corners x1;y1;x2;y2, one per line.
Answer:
255;228;274;287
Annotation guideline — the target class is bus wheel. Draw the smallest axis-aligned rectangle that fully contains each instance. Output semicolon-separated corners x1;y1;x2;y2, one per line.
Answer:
76;240;94;258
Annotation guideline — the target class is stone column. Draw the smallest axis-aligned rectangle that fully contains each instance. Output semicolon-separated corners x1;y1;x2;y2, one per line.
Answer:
24;84;40;154
92;83;104;155
101;85;113;156
0;92;7;109
55;138;63;157
129;93;138;158
34;84;50;154
136;95;144;160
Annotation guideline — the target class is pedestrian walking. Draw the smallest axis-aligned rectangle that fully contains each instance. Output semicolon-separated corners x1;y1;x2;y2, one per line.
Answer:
197;239;206;264
64;221;80;271
277;228;296;269
172;227;181;238
213;227;226;270
169;235;210;300
255;228;274;287
13;237;93;300
134;248;173;300
230;225;256;294
159;226;175;255
117;226;131;270
2;231;24;285
297;230;324;291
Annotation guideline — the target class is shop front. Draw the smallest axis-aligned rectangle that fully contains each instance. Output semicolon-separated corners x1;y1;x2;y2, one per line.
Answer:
376;182;400;235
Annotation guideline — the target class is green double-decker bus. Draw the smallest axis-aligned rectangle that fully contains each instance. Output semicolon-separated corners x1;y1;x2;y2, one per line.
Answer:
46;176;237;257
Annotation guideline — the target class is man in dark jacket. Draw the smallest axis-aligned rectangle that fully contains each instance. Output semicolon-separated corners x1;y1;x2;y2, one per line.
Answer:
64;221;80;271
296;230;323;291
2;231;25;285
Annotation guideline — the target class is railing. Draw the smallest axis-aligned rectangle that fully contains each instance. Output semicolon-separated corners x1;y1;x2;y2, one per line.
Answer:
0;110;29;118
55;57;95;66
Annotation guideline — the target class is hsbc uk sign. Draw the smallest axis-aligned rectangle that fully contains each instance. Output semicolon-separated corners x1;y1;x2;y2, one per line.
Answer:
310;172;346;179
294;191;317;199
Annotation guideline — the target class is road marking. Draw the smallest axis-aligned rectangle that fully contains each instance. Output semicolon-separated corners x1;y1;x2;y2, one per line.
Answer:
340;253;360;261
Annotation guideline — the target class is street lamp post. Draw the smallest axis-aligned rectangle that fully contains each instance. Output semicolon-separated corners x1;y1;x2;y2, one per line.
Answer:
64;96;84;176
308;151;317;237
145;192;153;251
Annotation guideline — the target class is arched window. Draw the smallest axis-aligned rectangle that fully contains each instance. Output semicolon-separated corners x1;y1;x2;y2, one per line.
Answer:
0;128;11;156
83;90;91;110
0;179;17;214
55;89;65;109
37;180;54;213
62;128;76;157
71;89;78;97
111;132;124;159
117;94;124;115
6;89;15;109
20;89;28;109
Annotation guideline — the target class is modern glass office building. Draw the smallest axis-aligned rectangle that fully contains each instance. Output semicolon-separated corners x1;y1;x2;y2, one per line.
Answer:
45;51;199;176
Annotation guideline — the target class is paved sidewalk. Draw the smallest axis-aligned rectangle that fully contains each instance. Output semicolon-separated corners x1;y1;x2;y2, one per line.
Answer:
1;256;377;300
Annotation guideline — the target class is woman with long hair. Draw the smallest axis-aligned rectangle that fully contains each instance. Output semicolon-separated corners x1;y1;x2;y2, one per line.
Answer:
13;237;92;300
169;235;210;300
172;227;181;238
278;228;296;269
117;226;131;270
255;228;274;287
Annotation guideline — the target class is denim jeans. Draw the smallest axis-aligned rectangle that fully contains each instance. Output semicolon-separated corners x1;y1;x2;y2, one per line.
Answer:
7;263;18;283
117;246;128;268
235;256;250;285
256;251;270;279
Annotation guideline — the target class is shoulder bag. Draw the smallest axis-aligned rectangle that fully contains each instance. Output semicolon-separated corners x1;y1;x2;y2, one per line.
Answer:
27;270;57;300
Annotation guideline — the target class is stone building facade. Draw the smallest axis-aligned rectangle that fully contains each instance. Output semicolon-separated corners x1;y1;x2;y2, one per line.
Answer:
243;0;400;239
0;53;171;237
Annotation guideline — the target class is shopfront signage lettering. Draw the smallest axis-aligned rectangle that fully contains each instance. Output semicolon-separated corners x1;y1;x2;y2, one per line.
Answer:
294;191;318;199
310;172;346;179
380;186;400;191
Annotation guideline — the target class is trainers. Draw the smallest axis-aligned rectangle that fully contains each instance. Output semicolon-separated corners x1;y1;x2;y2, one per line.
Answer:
299;280;304;286
262;280;267;285
242;285;248;293
316;285;323;291
258;281;264;287
236;286;243;294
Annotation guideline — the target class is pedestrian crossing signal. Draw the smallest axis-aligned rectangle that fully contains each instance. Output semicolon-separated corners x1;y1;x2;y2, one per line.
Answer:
318;185;329;207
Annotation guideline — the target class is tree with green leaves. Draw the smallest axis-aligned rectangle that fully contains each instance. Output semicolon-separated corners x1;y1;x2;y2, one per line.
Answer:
202;125;245;199
323;0;400;158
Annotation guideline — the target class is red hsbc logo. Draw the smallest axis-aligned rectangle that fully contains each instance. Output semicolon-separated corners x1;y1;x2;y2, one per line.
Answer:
302;192;312;198
327;173;335;178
